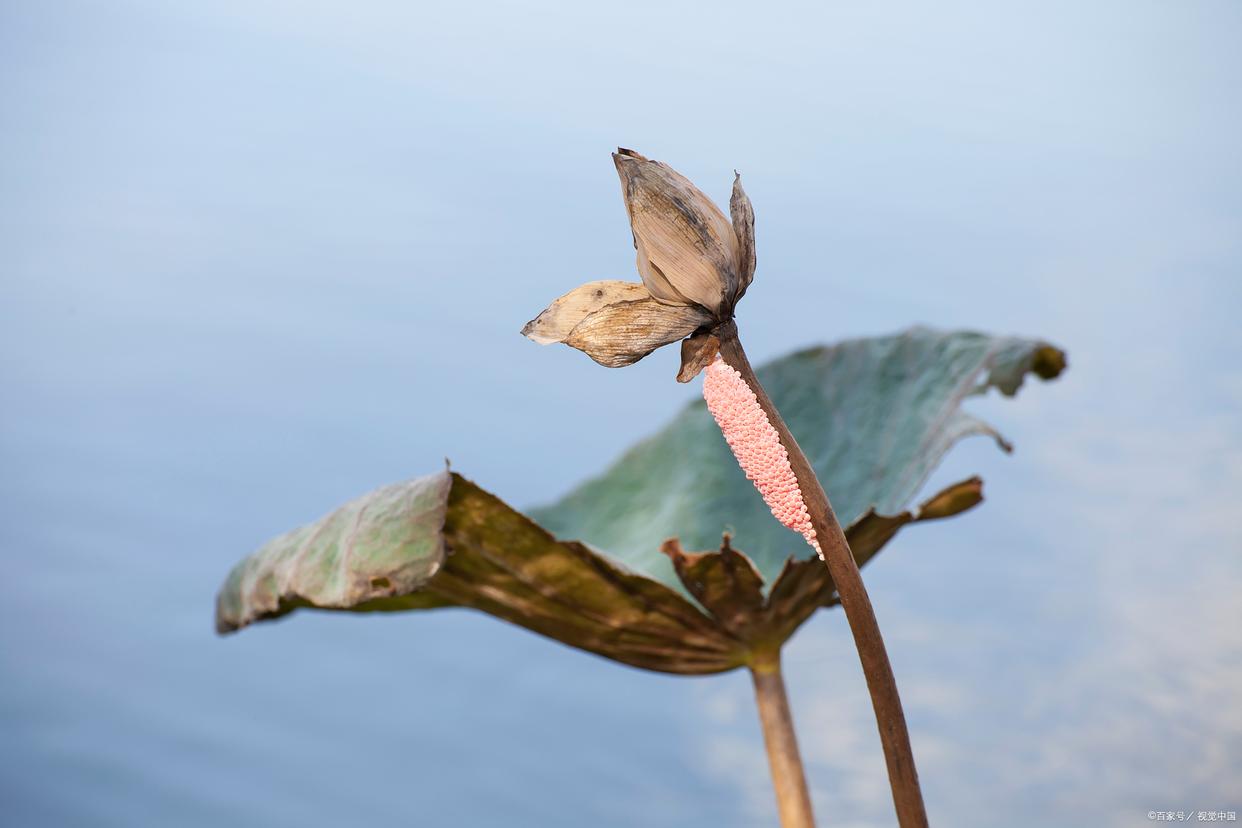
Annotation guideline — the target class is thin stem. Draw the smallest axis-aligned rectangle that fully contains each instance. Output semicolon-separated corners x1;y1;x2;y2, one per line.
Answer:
750;651;816;828
718;321;929;828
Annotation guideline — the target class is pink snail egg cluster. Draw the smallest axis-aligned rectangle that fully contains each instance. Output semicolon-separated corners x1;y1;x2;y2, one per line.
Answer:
702;356;822;557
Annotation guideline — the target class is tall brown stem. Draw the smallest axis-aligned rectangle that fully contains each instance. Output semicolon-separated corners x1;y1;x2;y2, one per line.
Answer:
750;650;816;828
718;321;929;828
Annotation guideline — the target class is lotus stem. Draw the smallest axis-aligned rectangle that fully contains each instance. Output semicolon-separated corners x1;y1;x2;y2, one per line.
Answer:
716;321;929;828
750;650;816;828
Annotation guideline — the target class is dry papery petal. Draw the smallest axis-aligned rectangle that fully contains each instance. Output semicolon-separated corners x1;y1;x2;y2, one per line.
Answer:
565;298;712;368
614;150;739;315
521;280;650;345
730;173;756;302
633;235;691;308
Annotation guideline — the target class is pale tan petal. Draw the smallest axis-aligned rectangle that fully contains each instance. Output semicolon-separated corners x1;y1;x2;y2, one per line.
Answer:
634;236;692;306
564;298;712;368
613;150;739;315
521;280;650;344
730;173;756;302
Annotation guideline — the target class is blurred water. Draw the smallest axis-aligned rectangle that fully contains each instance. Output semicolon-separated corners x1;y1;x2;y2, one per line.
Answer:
2;2;1240;826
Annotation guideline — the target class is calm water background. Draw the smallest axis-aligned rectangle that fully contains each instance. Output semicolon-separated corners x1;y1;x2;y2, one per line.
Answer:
3;2;1240;826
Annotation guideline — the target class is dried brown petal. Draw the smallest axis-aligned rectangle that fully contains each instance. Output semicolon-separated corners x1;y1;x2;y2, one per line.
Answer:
730;173;756;301
676;329;720;383
564;297;712;368
613;150;739;316
633;235;693;306
521;280;650;344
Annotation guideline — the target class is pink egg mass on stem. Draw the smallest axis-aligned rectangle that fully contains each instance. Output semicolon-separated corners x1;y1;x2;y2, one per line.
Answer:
702;356;822;558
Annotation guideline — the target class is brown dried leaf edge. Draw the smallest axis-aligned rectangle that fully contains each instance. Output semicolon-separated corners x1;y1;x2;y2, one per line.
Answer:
217;473;982;675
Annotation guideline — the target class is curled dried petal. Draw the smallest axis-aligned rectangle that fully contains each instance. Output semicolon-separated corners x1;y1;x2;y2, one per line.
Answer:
564;298;712;368
730;173;756;302
614;149;739;316
676;329;720;383
521;280;650;344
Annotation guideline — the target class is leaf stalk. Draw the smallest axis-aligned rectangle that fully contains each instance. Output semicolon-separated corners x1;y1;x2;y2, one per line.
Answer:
749;650;816;828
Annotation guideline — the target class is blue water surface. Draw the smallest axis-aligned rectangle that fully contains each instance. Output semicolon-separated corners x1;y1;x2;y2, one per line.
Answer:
3;2;1240;826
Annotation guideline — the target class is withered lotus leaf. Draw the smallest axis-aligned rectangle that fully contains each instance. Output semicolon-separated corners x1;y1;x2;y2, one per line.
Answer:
216;328;1065;674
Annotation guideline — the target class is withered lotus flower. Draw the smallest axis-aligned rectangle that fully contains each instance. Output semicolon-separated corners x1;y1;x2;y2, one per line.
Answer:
521;148;754;381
